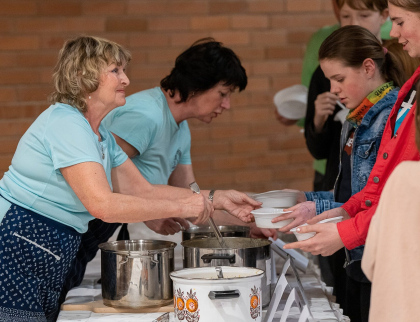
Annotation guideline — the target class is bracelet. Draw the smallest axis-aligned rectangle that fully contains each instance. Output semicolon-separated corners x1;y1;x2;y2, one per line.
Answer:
208;189;215;203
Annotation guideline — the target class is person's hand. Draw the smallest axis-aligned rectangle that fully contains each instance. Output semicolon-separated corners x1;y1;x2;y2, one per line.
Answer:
249;223;278;240
144;217;190;235
182;193;214;225
306;207;350;225
313;92;337;132
283;222;345;256
274;109;298;126
213;190;262;223
274;201;316;233
281;189;307;203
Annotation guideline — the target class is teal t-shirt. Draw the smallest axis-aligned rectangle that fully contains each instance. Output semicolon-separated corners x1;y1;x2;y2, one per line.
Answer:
102;87;191;185
0;103;128;233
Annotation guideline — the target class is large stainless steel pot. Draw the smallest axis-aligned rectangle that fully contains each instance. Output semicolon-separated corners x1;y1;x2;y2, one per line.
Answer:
99;239;176;308
182;225;250;241
181;237;272;307
171;266;264;322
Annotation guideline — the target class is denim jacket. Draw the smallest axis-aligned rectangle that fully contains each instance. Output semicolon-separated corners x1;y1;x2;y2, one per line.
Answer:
305;88;399;262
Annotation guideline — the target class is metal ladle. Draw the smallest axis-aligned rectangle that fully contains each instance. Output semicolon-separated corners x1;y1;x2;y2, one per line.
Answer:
189;182;228;248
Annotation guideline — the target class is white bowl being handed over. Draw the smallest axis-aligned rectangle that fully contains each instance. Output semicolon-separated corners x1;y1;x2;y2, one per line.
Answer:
289;216;343;241
252;190;298;208
251;207;293;229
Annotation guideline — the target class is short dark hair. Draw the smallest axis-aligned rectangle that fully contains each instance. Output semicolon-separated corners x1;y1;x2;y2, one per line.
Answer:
160;37;247;103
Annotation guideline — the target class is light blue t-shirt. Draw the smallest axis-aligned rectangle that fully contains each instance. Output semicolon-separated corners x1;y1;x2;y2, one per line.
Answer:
0;103;128;233
102;87;191;185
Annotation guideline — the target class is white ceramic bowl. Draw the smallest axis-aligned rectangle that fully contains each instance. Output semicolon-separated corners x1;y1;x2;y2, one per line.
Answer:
252;190;298;208
290;216;343;241
273;84;308;120
251;208;293;229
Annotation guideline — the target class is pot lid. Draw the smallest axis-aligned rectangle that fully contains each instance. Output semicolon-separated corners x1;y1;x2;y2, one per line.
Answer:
170;266;264;282
181;237;271;249
98;239;176;254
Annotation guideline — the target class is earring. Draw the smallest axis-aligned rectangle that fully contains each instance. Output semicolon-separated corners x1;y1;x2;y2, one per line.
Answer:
88;96;91;99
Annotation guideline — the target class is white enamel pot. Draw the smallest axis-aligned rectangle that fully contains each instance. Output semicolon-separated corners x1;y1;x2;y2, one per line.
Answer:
170;266;264;322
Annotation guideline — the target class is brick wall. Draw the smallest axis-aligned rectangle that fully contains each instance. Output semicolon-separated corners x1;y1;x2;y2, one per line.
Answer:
0;0;337;193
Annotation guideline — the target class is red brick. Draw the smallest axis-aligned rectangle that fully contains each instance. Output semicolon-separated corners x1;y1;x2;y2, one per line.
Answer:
209;1;247;14
189;127;211;141
244;76;270;92
0;1;37;15
232;138;270;154
191;16;230;31
106;18;147;32
190;157;213;172
0;137;19;154
82;1;127;15
0;88;17;102
194;170;235;187
129;33;171;48
0;36;39;51
210;31;250;45
170;33;213;47
149;17;190;31
213;155;250;170
16;52;58;68
0;104;43;119
250;31;287;46
191;141;230;156
0;70;42;85
0;53;17;68
231;15;269;29
286;0;322;12
271;14;336;29
266;46;304;60
210;125;249;140
38;2;82;15
18;86;53;102
248;1;285;13
146;48;181;63
130;65;170;81
62;17;105;32
234;169;273;184
233;47;265;61
251;61;288;75
272;76;302;90
16;18;65;33
287;30;314;44
0;120;33;136
128;1;208;16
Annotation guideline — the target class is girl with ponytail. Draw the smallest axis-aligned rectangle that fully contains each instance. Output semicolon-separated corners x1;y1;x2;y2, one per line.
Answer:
279;25;404;322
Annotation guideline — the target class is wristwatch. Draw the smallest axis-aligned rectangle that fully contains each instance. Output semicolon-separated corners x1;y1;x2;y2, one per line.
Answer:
208;189;215;203
189;181;201;194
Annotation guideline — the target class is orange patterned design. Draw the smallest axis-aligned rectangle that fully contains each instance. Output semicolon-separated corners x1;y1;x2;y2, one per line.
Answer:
250;295;259;309
177;297;185;311
186;298;198;312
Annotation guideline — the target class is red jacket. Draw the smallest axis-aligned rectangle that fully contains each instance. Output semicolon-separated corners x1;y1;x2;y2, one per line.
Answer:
338;66;420;250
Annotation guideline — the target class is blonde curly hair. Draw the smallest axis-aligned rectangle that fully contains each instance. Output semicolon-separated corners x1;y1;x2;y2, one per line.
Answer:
49;36;131;113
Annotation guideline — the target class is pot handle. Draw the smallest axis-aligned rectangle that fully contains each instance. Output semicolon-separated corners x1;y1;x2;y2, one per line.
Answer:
208;290;240;300
201;254;235;264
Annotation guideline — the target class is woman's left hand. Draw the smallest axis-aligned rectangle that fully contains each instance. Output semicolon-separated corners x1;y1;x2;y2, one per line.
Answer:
213;190;262;223
283;222;345;256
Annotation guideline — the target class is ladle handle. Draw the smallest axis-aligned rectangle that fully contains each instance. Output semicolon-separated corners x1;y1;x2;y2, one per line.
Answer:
208;217;228;248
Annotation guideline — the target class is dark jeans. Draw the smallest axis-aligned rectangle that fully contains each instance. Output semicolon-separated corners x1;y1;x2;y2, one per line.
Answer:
344;261;372;322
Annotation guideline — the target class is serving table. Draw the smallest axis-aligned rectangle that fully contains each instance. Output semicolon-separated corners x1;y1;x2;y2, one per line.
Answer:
57;223;349;322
